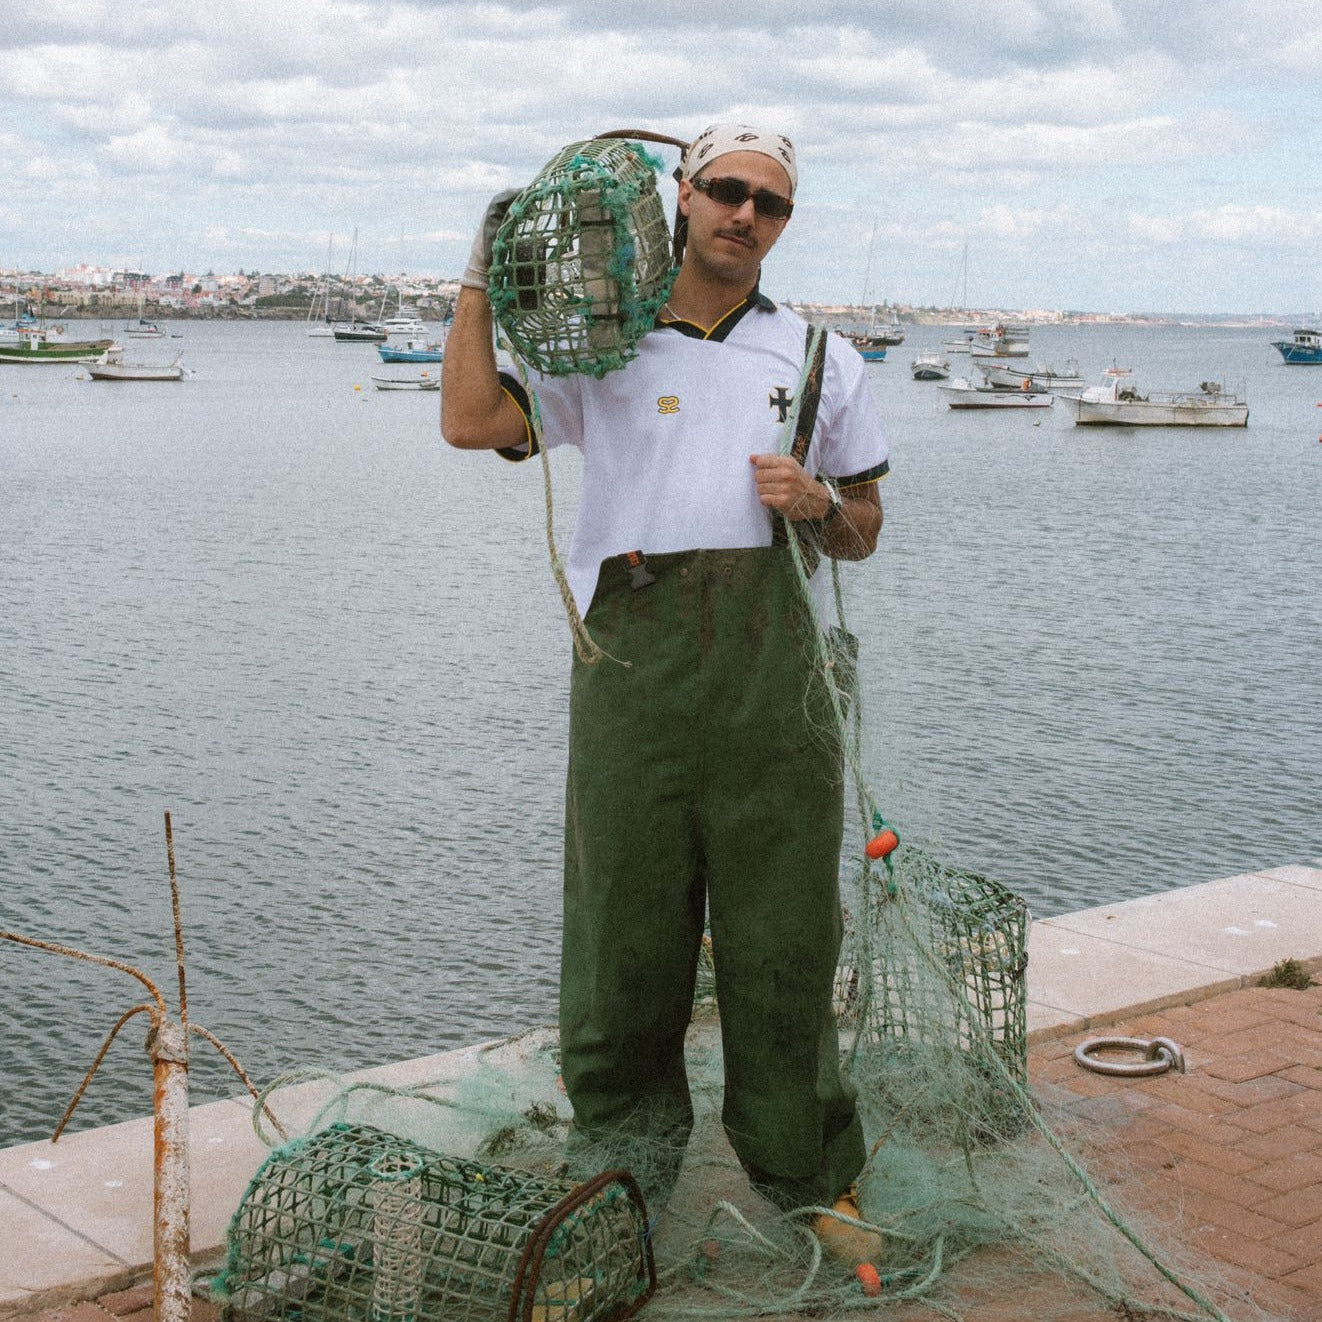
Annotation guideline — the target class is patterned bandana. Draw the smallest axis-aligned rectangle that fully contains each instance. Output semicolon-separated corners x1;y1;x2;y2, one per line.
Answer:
680;124;797;195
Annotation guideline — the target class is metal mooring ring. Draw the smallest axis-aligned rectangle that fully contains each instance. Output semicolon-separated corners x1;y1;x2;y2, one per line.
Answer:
1074;1035;1186;1077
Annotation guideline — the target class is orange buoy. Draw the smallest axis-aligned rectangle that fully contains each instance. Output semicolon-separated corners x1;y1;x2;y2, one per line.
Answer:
865;829;899;860
856;1262;882;1296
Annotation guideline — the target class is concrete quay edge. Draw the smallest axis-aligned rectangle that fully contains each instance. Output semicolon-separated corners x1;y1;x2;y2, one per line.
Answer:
1;860;1319;1317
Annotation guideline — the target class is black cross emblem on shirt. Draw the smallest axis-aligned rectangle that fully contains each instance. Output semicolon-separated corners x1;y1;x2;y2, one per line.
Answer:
769;386;793;422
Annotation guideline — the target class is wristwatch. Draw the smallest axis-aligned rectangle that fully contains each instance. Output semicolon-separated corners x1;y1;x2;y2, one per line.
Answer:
818;478;843;526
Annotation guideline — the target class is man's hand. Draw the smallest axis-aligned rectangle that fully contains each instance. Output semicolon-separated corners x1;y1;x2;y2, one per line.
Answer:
749;453;832;520
459;188;522;291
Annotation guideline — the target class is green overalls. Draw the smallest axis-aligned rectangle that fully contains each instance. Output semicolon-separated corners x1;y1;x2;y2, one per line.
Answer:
559;543;865;1212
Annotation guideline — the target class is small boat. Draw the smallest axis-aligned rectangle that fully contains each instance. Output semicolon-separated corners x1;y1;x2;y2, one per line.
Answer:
372;373;439;391
910;351;950;381
939;375;1054;408
1056;368;1248;427
382;314;430;338
87;354;187;382
981;360;1085;391
0;327;119;364
124;318;167;338
969;322;1030;358
1270;327;1322;365
333;320;388;342
941;330;977;354
848;337;887;362
378;339;444;363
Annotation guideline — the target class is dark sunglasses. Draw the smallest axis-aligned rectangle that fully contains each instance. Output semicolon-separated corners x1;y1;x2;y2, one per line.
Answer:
691;175;794;220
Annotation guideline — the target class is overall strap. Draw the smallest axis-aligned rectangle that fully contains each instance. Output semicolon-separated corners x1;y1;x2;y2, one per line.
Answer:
772;322;829;550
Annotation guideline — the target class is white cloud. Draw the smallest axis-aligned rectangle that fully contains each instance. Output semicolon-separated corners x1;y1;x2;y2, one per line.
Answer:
0;1;1316;311
101;123;187;170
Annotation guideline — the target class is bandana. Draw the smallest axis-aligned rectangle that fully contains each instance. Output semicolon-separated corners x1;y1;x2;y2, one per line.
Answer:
680;124;797;195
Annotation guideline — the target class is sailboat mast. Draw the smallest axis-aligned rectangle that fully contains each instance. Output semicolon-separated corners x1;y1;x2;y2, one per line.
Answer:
860;218;878;322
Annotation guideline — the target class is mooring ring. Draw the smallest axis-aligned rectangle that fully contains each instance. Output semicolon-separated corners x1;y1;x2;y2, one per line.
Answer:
1074;1035;1186;1077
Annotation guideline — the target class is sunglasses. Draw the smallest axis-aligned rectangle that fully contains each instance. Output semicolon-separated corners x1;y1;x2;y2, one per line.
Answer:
691;175;794;220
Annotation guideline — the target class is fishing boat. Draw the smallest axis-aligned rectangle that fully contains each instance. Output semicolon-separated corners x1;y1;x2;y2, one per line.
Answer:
1269;327;1322;365
910;350;950;381
942;329;978;354
849;337;888;362
1056;368;1248;427
377;338;443;363
981;360;1085;391
87;354;187;381
0;326;119;364
372;373;439;391
939;375;1053;409
969;322;1030;358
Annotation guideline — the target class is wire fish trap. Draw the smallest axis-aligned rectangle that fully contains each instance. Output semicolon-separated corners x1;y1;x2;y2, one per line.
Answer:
488;136;676;379
845;849;1030;1142
214;1122;655;1322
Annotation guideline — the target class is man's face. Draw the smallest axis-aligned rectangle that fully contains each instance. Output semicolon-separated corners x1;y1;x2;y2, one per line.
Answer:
678;150;793;286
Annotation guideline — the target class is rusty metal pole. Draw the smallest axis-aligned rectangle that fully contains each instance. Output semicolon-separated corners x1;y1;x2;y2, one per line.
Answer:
150;1017;191;1322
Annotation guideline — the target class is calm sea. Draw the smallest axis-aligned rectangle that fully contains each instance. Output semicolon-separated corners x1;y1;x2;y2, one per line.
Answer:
2;318;1319;1146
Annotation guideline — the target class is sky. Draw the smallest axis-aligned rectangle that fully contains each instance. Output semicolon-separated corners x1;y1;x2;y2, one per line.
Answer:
2;1;1319;316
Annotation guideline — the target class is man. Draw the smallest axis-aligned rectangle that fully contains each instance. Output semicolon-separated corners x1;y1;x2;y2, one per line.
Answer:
442;124;889;1241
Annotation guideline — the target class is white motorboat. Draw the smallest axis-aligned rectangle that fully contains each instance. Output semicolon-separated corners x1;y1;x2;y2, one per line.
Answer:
371;373;439;391
970;321;1030;358
981;360;1085;391
939;375;1053;408
87;354;187;381
1056;368;1248;427
910;351;950;381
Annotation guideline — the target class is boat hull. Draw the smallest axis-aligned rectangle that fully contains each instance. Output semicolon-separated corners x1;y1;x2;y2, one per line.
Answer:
0;341;116;364
334;323;388;342
378;345;443;363
940;379;1053;408
372;375;439;391
1270;342;1322;365
981;363;1084;391
87;364;186;381
1058;396;1248;426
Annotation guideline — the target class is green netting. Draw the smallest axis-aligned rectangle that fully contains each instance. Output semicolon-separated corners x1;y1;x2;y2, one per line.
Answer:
488;138;676;378
213;1122;654;1322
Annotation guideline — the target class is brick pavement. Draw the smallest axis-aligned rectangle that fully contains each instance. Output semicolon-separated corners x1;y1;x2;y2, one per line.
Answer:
1031;981;1322;1322
8;982;1320;1322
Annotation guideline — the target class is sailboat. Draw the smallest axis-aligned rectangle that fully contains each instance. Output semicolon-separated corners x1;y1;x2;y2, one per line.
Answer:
331;229;387;341
847;220;903;360
306;235;337;337
942;244;978;354
125;289;167;338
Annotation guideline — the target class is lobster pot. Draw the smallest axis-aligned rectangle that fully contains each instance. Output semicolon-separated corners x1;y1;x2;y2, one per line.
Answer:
215;1123;654;1322
488;138;675;379
843;851;1030;1142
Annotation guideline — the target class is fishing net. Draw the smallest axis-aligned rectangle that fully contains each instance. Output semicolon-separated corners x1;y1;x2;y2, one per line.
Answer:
212;271;1277;1322
213;1121;654;1322
487;137;676;379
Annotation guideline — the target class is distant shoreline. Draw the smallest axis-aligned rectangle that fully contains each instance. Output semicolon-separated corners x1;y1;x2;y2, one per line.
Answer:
33;306;1304;330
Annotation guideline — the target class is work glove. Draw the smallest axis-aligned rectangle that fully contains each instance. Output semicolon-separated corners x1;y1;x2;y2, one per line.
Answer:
459;188;522;291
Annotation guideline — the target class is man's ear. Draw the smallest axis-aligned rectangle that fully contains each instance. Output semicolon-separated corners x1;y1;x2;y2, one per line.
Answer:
677;179;693;218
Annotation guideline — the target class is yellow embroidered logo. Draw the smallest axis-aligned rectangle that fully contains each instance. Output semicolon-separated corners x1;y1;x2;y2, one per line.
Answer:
657;395;680;415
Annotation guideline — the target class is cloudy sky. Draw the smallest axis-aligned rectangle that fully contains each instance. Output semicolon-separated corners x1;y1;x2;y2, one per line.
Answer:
3;1;1319;315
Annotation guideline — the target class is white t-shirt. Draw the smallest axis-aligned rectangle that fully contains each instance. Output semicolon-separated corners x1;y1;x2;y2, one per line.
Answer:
499;295;890;615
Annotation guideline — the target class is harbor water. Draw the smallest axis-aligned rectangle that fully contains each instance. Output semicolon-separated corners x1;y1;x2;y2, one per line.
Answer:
2;318;1319;1146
